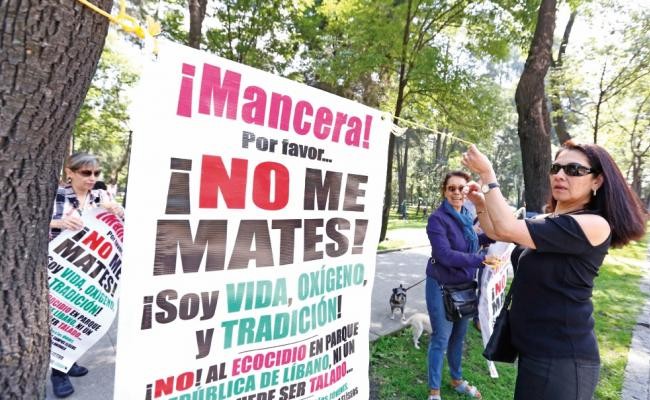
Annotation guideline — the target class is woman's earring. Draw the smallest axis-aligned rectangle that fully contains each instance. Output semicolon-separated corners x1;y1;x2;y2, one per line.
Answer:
592;188;597;196
67;177;72;184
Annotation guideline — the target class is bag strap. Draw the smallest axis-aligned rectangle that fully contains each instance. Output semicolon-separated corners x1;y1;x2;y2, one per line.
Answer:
503;271;517;309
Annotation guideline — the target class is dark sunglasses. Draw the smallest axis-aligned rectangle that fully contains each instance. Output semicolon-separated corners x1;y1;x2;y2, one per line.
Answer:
446;185;465;193
76;169;101;177
549;163;595;177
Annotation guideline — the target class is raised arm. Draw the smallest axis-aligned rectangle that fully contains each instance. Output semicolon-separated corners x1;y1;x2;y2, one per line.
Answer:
462;145;535;248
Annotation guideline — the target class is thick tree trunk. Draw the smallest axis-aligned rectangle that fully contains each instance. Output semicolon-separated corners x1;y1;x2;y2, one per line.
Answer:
0;0;111;397
515;0;556;213
188;0;207;49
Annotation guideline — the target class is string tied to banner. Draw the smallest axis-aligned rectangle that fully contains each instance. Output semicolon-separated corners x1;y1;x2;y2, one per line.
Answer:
76;0;161;52
383;113;474;146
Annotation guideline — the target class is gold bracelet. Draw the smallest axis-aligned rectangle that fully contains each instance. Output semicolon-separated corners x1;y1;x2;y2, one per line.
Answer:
476;210;487;215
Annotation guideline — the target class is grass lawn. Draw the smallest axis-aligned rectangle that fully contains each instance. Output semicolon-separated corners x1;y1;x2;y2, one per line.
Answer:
387;208;429;230
370;232;649;400
378;209;428;251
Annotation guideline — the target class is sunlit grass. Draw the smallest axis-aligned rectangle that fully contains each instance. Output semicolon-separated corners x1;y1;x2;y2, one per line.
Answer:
386;208;429;230
370;327;517;400
593;237;648;400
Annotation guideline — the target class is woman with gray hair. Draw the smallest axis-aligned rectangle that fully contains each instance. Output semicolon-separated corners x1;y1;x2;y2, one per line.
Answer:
48;152;124;398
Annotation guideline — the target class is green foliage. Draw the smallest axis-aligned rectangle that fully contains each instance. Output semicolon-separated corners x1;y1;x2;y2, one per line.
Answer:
161;9;189;45
592;236;648;399
550;1;650;200
204;0;300;73
490;127;523;206
72;34;139;187
298;0;533;111
294;0;537;217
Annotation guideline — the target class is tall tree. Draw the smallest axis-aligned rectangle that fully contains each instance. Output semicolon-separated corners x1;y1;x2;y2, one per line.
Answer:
589;49;650;144
188;0;207;49
515;0;556;212
610;76;650;200
0;0;111;397
395;131;411;212
549;10;576;144
625;93;650;198
560;3;650;144
204;0;299;73
299;0;527;240
161;0;299;74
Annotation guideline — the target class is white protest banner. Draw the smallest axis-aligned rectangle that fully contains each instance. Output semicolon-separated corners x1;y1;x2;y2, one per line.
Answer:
114;40;392;400
48;207;124;372
478;241;514;378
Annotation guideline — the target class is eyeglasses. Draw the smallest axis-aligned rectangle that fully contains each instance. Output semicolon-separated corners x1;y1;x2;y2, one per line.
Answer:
549;163;595;177
446;185;465;193
76;169;101;177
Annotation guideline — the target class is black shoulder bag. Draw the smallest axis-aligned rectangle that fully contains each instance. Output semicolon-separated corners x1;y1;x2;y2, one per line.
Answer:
440;280;478;322
482;276;518;363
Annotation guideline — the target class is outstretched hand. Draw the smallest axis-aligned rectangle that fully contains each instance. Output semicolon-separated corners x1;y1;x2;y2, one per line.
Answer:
483;254;502;269
59;215;84;231
100;201;125;218
464;181;485;208
461;145;493;175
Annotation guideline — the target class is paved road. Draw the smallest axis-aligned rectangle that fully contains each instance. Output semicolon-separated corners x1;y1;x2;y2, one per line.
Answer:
621;240;650;400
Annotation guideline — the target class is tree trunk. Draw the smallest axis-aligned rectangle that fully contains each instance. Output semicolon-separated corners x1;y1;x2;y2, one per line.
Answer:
188;0;207;49
549;11;576;144
112;130;133;187
380;0;413;241
0;1;111;397
397;133;410;212
514;0;556;213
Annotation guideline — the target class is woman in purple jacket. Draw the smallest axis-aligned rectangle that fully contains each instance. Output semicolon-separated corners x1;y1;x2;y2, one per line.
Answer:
425;171;497;400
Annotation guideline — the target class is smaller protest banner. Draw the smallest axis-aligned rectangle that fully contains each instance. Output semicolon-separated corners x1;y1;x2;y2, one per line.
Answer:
47;208;124;372
478;241;514;378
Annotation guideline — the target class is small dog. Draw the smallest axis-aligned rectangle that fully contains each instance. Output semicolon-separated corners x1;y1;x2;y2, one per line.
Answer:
402;313;433;349
389;285;407;321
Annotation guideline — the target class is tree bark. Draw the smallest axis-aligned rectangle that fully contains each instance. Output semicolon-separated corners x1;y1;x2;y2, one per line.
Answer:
0;0;111;397
188;0;207;49
514;0;556;213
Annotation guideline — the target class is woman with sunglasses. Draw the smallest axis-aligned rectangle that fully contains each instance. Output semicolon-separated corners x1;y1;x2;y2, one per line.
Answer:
461;141;646;400
48;152;124;398
425;170;499;400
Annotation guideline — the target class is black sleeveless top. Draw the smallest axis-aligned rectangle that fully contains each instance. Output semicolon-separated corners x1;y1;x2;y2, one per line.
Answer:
510;213;611;361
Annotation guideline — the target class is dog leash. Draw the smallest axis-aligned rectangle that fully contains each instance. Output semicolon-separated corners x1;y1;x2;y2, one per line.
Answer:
404;278;426;291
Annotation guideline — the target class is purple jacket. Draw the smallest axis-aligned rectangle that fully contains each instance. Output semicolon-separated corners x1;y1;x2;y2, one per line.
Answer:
425;203;489;284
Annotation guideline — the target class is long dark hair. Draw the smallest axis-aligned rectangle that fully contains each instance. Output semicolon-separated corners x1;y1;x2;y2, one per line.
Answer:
441;170;471;195
548;141;647;248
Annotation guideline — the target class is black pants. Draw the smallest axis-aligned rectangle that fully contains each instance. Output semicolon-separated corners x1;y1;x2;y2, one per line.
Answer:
515;355;600;400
